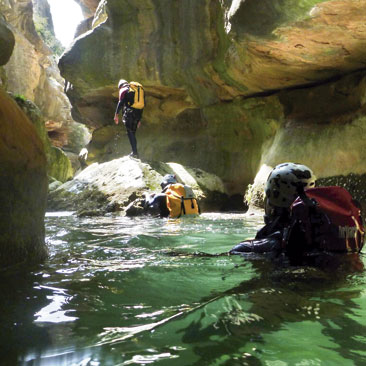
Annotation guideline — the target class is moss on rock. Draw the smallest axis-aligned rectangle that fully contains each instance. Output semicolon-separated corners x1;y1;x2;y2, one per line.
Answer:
12;94;73;182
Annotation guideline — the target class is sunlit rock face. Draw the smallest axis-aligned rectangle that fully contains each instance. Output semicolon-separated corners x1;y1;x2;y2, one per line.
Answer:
73;0;101;36
264;71;366;177
1;0;51;99
59;0;366;195
0;90;48;267
47;156;230;215
1;0;90;153
74;0;99;18
224;0;366;91
248;70;366;209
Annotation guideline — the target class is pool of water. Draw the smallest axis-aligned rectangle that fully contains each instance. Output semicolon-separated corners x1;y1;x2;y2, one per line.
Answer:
1;212;366;366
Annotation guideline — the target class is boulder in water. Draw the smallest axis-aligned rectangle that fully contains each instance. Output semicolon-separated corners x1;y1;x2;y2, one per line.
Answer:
47;156;229;216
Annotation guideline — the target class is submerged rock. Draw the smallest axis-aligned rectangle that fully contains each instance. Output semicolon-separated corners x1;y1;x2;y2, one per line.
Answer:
47;156;231;216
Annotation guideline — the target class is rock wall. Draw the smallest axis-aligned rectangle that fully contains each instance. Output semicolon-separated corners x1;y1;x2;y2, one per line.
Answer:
0;0;79;267
0;89;48;268
0;15;15;66
13;95;73;182
1;0;90;156
0;7;48;268
57;1;366;201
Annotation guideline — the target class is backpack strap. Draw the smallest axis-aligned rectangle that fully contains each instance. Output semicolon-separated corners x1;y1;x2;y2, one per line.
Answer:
181;196;186;216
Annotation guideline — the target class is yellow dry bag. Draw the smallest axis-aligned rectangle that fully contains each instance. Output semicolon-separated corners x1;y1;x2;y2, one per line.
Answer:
165;183;200;218
128;81;144;109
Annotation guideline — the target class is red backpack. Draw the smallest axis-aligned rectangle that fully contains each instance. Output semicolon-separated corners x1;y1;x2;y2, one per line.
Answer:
283;186;365;254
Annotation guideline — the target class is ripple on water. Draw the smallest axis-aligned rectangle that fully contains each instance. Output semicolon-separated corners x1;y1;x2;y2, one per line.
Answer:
9;212;366;366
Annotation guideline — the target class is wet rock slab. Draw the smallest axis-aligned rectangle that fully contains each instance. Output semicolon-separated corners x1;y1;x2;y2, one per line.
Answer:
47;156;229;216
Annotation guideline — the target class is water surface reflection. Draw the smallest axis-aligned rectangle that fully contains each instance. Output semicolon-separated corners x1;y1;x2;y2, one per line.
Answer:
0;212;364;365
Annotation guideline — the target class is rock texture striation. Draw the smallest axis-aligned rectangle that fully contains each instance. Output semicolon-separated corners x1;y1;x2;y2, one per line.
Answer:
58;0;366;201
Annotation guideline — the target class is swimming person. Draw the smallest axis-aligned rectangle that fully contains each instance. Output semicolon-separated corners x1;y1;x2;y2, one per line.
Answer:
144;174;200;218
230;162;365;262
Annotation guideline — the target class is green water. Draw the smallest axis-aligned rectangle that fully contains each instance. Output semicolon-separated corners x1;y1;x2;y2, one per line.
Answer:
1;212;366;366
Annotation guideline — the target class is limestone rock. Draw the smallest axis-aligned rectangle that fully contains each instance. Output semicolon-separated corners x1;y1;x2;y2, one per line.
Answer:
13;95;73;182
59;0;366;123
74;0;100;18
56;0;366;202
0;89;48;267
1;0;90;154
246;70;366;210
76;95;283;195
225;0;366;92
262;71;366;178
47;156;229;215
0;16;15;66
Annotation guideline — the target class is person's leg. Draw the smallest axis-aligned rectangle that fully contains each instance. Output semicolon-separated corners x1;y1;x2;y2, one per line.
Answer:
127;130;138;156
123;109;139;156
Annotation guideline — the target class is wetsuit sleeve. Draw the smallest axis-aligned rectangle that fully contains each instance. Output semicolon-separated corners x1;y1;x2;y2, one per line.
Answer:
145;193;169;217
115;100;124;115
230;231;282;254
115;88;128;115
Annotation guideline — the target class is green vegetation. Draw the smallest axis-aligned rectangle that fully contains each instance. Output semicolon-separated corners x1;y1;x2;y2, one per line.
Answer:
34;15;64;56
14;94;27;102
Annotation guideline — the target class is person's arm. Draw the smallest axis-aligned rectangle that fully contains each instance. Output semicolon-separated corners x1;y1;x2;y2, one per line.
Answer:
114;101;123;124
114;88;128;124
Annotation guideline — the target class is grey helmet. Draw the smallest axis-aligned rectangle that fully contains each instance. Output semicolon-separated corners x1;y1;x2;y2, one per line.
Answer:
265;162;316;208
118;79;129;89
161;174;177;189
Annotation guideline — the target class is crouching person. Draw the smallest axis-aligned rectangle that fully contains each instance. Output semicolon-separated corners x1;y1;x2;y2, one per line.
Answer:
145;174;200;218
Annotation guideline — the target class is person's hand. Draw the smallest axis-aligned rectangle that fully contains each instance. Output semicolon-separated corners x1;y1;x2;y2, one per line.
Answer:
114;115;119;124
137;121;141;128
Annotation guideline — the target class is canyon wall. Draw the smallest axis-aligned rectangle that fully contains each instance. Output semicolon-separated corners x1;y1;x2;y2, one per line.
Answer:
58;0;366;200
0;87;48;267
0;0;73;267
0;0;90;182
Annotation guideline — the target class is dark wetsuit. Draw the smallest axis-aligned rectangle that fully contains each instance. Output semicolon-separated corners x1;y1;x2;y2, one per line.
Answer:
230;207;288;255
144;193;170;218
230;187;312;257
115;86;143;156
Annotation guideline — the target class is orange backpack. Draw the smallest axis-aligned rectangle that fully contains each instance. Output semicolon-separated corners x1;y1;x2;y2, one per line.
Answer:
165;183;200;218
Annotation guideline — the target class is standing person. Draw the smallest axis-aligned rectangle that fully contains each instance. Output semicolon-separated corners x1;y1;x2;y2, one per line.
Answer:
114;79;145;158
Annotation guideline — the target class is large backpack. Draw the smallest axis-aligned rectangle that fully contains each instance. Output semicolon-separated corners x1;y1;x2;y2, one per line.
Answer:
127;81;144;109
165;183;200;218
283;186;365;255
